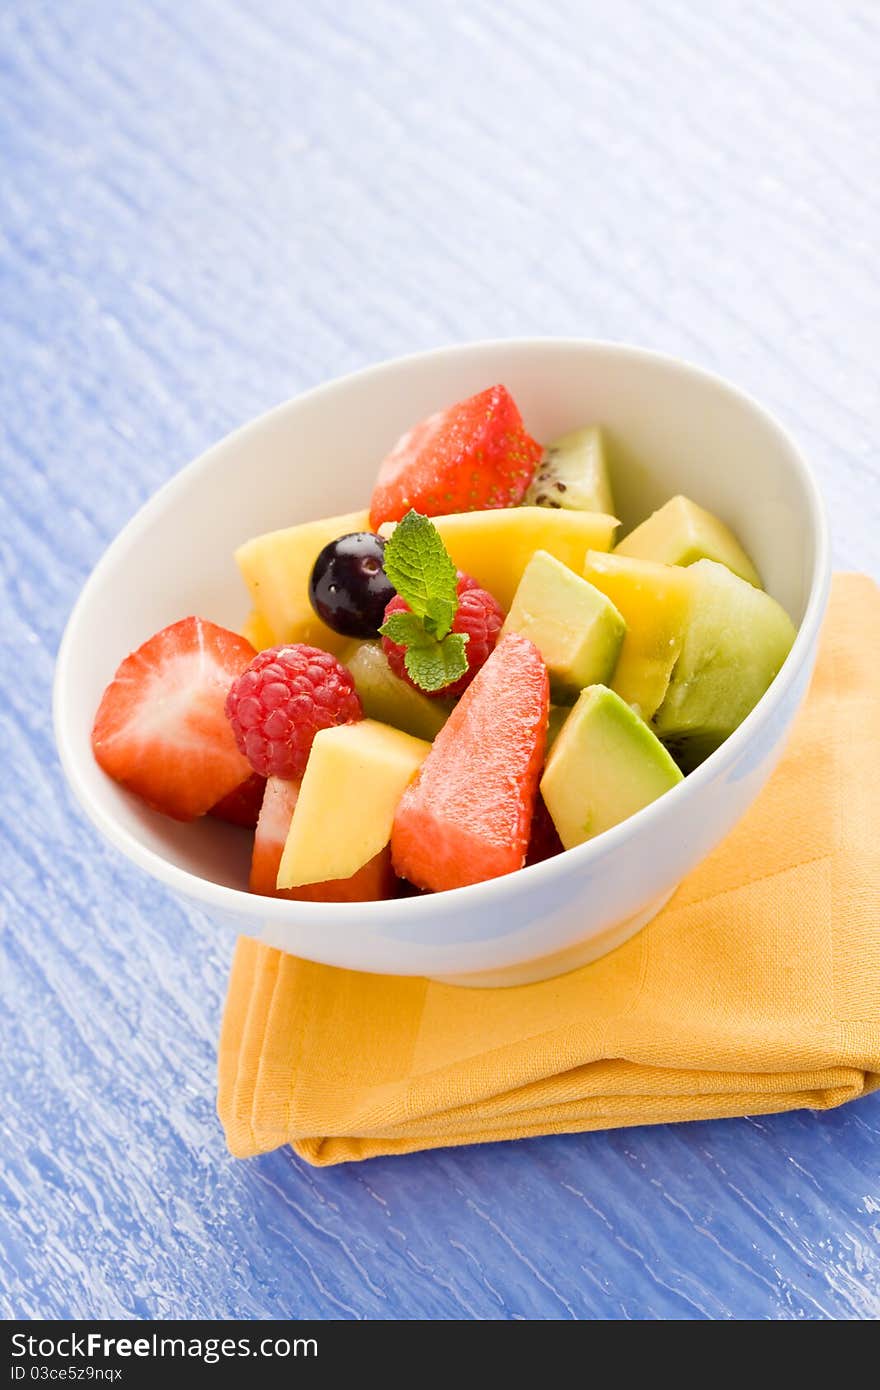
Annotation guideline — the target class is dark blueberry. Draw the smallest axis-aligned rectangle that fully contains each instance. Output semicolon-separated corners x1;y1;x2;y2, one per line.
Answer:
308;532;395;638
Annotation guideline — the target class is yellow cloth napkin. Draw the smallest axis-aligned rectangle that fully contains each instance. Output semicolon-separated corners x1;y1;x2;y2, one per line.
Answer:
218;575;880;1166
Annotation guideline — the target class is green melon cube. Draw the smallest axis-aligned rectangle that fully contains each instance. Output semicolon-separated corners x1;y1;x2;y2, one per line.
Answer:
541;685;683;848
343;641;450;741
652;559;796;769
502;550;625;700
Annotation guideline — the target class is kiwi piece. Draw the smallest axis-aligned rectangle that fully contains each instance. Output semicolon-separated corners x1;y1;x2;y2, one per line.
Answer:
525;426;614;516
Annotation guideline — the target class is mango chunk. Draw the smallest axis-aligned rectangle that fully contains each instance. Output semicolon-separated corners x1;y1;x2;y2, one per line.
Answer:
582;550;691;721
240;608;275;652
381;506;617;610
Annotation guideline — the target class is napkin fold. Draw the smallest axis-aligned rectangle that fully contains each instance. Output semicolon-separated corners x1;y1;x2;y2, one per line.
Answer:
218;575;880;1166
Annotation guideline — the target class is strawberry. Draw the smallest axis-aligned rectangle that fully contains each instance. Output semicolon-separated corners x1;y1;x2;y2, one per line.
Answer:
369;384;542;530
209;771;266;828
526;794;564;865
92;617;256;821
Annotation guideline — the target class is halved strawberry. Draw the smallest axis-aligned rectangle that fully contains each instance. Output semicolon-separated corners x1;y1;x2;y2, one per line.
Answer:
251;776;394;902
369;384;542;530
209;771;266;828
92;617;256;821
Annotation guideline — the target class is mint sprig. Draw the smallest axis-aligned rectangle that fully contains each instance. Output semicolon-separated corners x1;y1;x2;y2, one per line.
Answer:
403;632;468;691
379;510;468;693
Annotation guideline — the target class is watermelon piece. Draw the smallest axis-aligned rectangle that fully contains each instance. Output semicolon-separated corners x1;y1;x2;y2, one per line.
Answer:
391;633;549;890
250;776;394;902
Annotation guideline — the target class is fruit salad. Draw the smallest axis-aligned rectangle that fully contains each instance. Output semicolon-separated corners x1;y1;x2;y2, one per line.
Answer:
91;382;797;903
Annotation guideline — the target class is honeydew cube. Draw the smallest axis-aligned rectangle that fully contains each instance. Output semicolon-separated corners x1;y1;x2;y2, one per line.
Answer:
653;560;796;769
344;641;450;741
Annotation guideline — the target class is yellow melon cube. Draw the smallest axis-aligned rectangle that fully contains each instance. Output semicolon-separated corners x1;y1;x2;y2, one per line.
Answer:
615;495;761;587
240;608;275;652
235;509;369;655
276;720;430;889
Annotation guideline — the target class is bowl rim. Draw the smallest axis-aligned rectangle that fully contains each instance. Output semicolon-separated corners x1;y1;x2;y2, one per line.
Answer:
54;337;831;929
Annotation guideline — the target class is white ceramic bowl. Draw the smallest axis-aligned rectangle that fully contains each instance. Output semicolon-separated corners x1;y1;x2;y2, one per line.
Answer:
55;340;829;986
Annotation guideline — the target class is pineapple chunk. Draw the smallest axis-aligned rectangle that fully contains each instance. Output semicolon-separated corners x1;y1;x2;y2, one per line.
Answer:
235;509;369;655
276;720;430;888
241;608;275;652
582;551;692;721
381;506;617;610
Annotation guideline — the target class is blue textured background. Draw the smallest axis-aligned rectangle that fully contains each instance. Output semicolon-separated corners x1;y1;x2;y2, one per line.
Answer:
2;0;878;1320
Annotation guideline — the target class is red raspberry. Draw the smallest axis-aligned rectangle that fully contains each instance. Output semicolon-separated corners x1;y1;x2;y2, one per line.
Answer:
382;573;505;699
225;645;362;779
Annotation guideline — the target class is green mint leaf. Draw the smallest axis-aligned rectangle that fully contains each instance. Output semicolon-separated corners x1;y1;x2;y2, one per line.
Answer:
380;513;469;692
404;632;469;693
378;611;434;649
382;510;459;639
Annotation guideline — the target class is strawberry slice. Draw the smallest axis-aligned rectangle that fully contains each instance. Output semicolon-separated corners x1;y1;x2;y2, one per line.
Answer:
369;384;542;529
392;632;549;890
251;777;395;901
92;617;256;821
209;771;267;828
526;794;564;866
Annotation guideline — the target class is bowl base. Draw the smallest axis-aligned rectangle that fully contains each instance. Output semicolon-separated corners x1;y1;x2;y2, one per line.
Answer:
429;886;677;988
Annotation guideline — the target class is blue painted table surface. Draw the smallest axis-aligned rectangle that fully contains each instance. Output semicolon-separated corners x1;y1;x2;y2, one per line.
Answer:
1;0;878;1321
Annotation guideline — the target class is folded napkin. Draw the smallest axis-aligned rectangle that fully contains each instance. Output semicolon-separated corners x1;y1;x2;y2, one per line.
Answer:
218;575;880;1166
